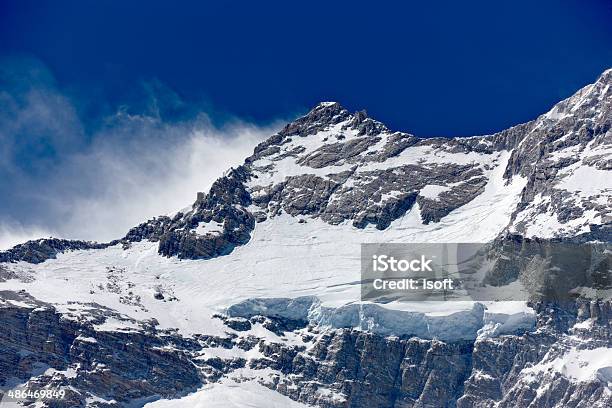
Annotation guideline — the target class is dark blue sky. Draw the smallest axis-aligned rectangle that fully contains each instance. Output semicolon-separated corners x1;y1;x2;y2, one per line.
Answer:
2;0;611;136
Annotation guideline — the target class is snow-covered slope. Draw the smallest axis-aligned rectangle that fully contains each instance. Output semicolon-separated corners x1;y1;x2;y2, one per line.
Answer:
144;378;311;408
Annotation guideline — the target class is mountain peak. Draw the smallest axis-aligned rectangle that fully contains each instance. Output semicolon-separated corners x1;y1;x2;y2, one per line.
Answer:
277;101;387;139
279;101;351;137
316;101;342;108
305;101;349;118
597;67;612;83
308;101;346;116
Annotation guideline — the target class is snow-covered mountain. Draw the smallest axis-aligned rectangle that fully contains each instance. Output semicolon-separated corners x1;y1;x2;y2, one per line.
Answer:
0;69;611;407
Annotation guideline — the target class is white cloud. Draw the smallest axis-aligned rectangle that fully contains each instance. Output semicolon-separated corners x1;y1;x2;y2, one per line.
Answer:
51;118;275;242
0;223;54;251
0;59;286;248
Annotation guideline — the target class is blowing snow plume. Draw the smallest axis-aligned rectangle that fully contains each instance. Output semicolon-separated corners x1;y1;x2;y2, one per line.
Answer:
0;58;282;248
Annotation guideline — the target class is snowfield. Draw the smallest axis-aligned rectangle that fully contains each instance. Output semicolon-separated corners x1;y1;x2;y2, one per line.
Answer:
144;378;310;408
0;179;534;341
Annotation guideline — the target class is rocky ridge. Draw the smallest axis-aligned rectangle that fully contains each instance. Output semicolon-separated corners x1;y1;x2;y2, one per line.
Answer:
1;289;610;407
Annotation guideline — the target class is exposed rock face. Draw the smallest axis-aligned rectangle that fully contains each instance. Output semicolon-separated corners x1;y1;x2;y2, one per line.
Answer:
0;239;115;264
224;299;612;408
245;102;503;231
458;301;612;408
218;294;610;407
122;167;255;259
156;168;255;259
1;289;610;407
256;329;474;408
504;71;612;237
0;291;202;407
